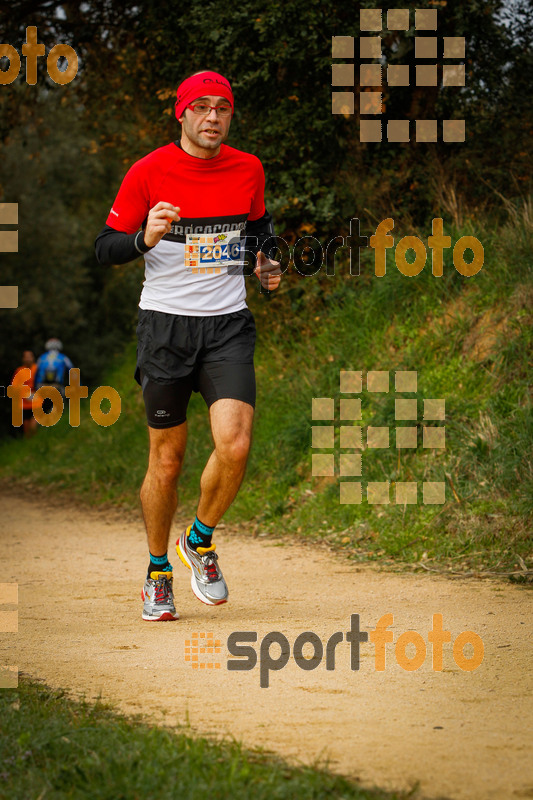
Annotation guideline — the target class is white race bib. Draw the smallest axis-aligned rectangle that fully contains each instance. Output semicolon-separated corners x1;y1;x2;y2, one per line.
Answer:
184;230;242;274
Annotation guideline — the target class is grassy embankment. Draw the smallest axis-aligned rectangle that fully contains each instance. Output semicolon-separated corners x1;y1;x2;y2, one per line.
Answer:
0;679;412;799
1;213;531;577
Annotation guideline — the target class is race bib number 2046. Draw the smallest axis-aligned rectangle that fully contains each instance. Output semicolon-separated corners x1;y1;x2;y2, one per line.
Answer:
184;230;242;274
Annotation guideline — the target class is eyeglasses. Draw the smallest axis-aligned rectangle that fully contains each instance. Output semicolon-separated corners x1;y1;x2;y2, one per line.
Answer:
186;103;232;117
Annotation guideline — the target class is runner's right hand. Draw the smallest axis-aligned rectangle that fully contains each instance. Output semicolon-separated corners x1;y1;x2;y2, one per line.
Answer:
144;202;181;248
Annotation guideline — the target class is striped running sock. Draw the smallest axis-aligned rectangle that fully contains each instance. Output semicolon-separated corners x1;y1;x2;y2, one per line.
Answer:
187;516;215;550
148;551;172;578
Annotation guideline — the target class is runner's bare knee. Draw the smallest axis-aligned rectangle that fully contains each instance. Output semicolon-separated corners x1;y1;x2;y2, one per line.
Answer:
148;426;187;482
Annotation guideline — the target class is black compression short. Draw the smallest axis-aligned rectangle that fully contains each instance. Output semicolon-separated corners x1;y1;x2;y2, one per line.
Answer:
135;307;256;428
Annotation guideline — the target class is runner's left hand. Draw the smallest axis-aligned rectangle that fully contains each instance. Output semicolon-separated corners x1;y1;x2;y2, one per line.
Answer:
254;250;281;291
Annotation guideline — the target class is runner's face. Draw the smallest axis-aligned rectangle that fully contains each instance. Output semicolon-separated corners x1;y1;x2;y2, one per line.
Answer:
22;351;34;367
179;94;232;158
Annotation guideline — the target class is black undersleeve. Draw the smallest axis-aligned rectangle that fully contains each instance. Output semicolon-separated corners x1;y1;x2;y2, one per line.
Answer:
94;225;153;266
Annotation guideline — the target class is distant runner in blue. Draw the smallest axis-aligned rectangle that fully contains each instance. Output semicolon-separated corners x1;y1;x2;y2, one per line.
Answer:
35;338;74;400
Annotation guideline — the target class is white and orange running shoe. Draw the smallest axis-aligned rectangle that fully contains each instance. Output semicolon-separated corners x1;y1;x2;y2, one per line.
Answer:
141;571;179;621
176;526;228;606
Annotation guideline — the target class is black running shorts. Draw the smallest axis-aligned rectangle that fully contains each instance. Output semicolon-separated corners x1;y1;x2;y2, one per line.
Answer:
135;307;256;428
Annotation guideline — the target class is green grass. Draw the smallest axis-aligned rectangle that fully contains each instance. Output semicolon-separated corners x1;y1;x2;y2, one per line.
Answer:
0;215;531;577
0;679;414;800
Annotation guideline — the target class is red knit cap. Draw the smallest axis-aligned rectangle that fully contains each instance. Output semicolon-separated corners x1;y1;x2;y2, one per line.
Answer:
175;71;234;120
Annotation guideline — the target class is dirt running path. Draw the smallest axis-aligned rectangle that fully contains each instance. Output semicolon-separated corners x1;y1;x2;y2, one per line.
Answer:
0;491;531;799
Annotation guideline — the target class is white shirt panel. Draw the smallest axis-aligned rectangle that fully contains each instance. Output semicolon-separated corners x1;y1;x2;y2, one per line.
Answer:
138;239;247;316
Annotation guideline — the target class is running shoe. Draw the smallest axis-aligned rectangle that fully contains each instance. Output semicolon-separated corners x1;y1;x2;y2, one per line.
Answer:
176;525;228;606
141;571;179;621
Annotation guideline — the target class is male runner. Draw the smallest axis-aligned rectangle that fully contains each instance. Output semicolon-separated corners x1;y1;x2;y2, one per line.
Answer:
95;70;281;621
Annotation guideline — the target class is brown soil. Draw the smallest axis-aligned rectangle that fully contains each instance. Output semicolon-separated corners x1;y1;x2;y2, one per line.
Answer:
1;491;531;800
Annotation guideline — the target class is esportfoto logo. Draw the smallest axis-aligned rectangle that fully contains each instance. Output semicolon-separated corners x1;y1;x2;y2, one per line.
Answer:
186;614;484;688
